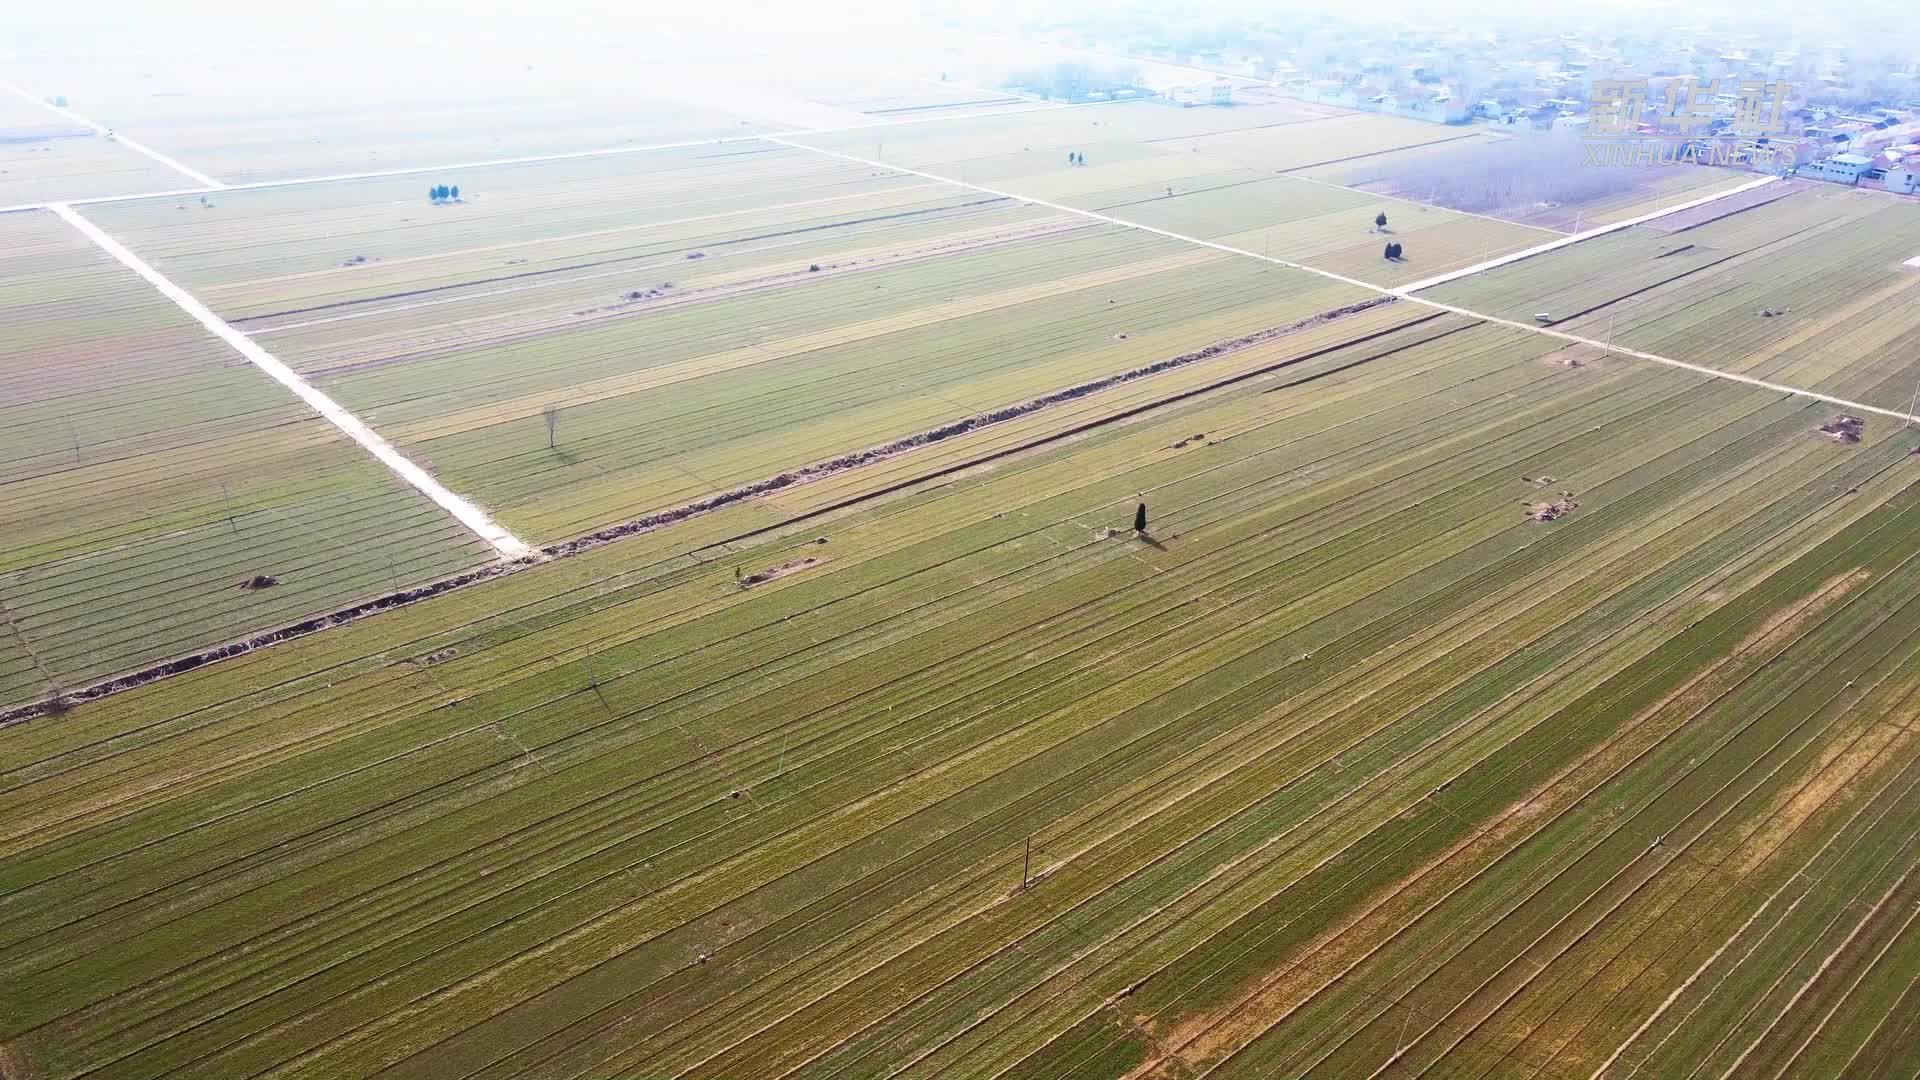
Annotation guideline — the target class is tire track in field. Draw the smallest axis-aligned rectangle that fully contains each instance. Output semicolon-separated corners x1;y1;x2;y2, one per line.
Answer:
0;313;1497;1014
224;353;1843;1068
1601;763;1920;1078
1052;457;1920;1068
1506;679;1920;1079
1385;609;1920;1080
112;334;1689;1068
1272;543;1920;1079
1718;861;1920;1078
683;384;1912;1068
11;359;1904;1068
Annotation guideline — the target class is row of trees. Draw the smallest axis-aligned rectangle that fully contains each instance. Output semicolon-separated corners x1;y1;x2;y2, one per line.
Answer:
1005;60;1141;103
428;184;461;203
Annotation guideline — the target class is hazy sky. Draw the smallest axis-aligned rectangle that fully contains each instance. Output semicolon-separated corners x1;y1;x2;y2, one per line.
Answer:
5;0;1912;103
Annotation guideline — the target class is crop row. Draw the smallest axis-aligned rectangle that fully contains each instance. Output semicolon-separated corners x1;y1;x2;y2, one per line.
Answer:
0;211;495;705
5;294;1918;1078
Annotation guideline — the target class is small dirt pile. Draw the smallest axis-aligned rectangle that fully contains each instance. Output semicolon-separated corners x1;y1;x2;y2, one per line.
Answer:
739;556;822;588
1819;415;1865;443
1527;492;1579;522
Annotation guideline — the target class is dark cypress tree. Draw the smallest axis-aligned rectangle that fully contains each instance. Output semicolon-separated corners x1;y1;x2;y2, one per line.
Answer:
1375;211;1388;229
1133;502;1148;532
450;184;460;200
1384;241;1394;260
429;186;439;202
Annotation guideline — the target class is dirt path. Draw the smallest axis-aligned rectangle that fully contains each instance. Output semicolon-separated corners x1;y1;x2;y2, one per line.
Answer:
1390;176;1779;295
48;202;532;559
769;139;1920;427
3;79;224;189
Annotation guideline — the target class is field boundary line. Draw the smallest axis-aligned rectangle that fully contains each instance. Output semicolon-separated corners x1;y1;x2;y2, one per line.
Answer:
47;202;532;559
1412;298;1920;424
0;296;1404;721
0;96;1106;214
1390;176;1779;294
760;135;1402;290
763;138;1920;426
3;80;224;189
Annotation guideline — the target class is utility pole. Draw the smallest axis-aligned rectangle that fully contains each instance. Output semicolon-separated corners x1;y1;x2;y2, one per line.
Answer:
1022;836;1032;890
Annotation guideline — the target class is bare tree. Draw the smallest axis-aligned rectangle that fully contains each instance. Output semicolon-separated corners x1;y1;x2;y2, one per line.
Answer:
1338;131;1650;224
543;404;561;449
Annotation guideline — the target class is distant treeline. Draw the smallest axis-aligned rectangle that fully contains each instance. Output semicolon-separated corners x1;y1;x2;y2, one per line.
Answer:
1004;60;1142;102
1339;132;1663;215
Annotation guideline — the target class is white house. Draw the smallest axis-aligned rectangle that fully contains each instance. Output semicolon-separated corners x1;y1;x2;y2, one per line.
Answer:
1800;153;1875;184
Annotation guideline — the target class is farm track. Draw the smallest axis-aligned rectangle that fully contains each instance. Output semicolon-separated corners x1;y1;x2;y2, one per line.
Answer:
0;212;497;705
49;203;531;558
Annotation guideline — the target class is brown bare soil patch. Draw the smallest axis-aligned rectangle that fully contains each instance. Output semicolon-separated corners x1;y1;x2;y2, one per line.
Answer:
0;1039;29;1080
1536;346;1606;371
1134;784;1578;1078
1819;415;1865;444
1736;714;1913;874
1528;493;1580;522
